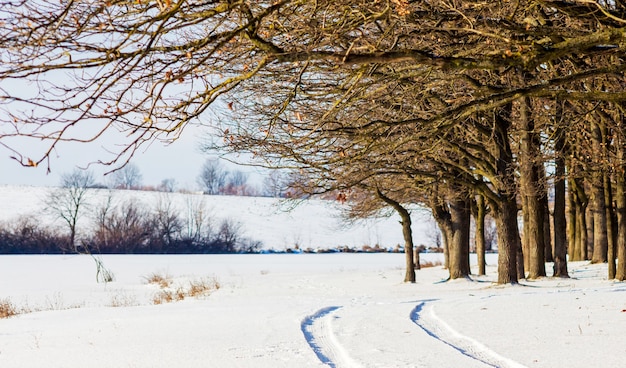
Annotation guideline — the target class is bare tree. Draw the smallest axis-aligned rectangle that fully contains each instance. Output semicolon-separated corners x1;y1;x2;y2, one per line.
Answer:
182;196;213;245
110;163;143;190
150;194;183;252
262;170;289;198
223;170;256;196
45;169;95;252
157;178;177;193
198;159;229;195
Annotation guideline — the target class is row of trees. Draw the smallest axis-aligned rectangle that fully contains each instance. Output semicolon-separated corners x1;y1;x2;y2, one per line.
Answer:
36;170;262;254
207;0;626;283
68;159;288;198
197;158;292;197
3;1;626;282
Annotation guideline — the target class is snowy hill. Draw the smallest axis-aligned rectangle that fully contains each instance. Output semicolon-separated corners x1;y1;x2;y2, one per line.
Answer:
0;185;435;251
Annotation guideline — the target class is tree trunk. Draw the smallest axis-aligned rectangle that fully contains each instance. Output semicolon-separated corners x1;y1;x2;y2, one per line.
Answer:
616;169;626;280
615;111;626;280
518;195;531;270
448;198;471;279
571;177;589;261
591;120;608;264
516;236;526;280
542;179;553;263
605;171;616;278
553;124;569;277
431;198;470;280
519;96;546;279
567;183;579;261
442;225;450;270
431;200;451;270
492;104;519;284
521;192;546;278
414;247;421;271
586;205;594;260
475;195;486;276
494;197;521;284
591;181;608;263
431;200;452;272
377;189;415;282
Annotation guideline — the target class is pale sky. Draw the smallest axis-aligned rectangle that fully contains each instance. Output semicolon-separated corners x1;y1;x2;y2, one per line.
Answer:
0;70;264;191
0;124;229;190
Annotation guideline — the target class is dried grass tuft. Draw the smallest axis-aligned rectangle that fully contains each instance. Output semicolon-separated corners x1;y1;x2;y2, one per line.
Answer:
150;276;220;305
0;298;18;319
420;260;443;268
143;271;173;289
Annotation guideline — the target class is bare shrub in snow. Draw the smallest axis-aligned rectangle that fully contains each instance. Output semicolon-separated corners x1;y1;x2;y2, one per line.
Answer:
108;292;139;308
187;277;221;298
420;260;443;268
0;298;18;319
149;275;220;305
143;271;173;289
0;217;69;254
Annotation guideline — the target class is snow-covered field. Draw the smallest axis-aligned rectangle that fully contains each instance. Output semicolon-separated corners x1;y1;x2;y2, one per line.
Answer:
0;185;434;251
0;186;624;367
0;253;624;368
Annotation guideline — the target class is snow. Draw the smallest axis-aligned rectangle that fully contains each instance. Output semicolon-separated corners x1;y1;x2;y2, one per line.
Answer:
0;185;434;251
0;254;625;367
0;186;624;367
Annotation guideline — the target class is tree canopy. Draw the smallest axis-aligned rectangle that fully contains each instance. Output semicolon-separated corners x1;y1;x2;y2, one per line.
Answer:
3;1;626;282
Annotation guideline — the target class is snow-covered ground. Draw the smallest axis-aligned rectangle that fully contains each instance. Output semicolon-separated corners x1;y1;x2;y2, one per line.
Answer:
0;185;624;367
0;253;624;368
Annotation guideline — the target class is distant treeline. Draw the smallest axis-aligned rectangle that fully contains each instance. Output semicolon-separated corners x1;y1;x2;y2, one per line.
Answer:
0;198;262;255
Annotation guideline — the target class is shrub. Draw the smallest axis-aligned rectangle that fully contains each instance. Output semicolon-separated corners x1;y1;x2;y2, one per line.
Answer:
187;277;221;297
0;217;70;254
152;289;185;305
0;298;18;319
420;260;443;268
143;271;173;288
148;274;220;305
109;292;139;308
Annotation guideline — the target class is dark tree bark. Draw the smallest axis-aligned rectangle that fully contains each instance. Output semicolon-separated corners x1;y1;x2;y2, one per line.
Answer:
519;96;546;278
567;184;579;261
605;170;617;278
376;190;416;283
543;197;553;262
586;205;594;260
492;105;520;284
475;195;487;276
431;197;451;270
570;177;589;261
541;163;553;263
615;109;626;280
431;197;470;280
432;202;452;272
448;197;471;279
494;197;522;284
521;195;530;272
553;123;569;278
591;120;609;264
616;170;626;280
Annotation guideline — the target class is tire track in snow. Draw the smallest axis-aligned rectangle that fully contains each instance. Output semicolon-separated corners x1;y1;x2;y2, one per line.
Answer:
301;306;363;368
410;301;527;368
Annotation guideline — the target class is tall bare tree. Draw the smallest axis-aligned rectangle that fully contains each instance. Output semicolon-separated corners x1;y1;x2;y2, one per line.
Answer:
45;169;95;251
